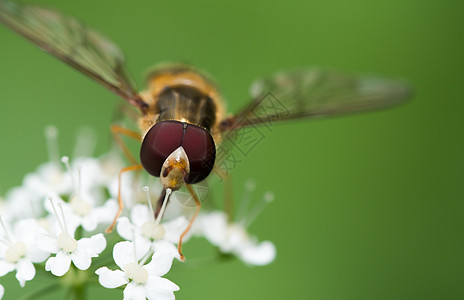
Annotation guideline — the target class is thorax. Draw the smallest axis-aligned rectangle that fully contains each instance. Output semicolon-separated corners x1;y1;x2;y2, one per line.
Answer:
138;66;224;141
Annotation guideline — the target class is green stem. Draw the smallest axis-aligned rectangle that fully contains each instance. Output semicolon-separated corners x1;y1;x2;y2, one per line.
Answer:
60;266;89;300
71;284;86;300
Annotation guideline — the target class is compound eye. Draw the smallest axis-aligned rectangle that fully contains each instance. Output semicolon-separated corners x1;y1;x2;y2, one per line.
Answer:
140;121;184;177
182;125;216;184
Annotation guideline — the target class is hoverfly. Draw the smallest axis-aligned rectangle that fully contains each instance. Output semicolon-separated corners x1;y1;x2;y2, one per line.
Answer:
0;1;410;259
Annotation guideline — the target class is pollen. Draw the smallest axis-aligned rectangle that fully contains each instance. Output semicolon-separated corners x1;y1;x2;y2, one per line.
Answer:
57;232;78;253
141;221;165;240
70;196;92;216
124;262;148;284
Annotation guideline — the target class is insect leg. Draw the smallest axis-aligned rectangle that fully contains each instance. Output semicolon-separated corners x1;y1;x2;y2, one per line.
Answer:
111;125;141;165
178;184;202;261
106;164;143;233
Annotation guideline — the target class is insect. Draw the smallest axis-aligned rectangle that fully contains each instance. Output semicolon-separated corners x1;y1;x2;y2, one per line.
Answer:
0;1;410;259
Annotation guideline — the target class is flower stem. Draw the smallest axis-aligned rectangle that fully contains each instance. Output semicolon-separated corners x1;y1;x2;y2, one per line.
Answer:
60;266;89;300
67;284;86;300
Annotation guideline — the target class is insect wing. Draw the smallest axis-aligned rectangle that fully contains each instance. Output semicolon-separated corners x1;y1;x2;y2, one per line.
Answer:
0;0;146;111
213;68;411;177
220;68;411;131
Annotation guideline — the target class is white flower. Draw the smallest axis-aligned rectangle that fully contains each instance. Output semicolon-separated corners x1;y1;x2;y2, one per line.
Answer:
96;241;179;300
2;185;47;225
107;168;138;207
199;211;276;266
197;183;277;266
42;157;119;232
37;199;106;276
39;230;106;276
94;151;126;188
23;162;73;198
70;157;108;195
0;123;278;300
116;187;188;260
49;195;118;232
21;125;87;200
0;218;49;287
116;204;188;260
71;198;118;232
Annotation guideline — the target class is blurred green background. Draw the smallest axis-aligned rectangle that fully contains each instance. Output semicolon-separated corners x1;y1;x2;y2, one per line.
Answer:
0;0;463;299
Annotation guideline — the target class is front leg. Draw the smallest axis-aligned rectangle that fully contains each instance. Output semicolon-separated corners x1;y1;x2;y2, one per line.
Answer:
106;124;143;233
111;124;141;165
177;184;202;261
106;163;143;233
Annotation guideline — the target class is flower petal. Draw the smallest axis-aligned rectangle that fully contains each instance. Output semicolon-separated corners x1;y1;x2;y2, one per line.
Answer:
71;249;91;270
130;204;151;227
152;240;179;260
239;241;276;266
95;267;128;288
145;276;179;300
93;200;118;224
200;212;228;245
45;251;71;276
113;241;149;270
35;229;59;254
0;283;4;299
144;250;174;277
13;219;39;244
220;224;247;253
27;247;50;263
116;217;134;241
78;234;106;256
124;282;147;300
113;241;134;269
163;216;190;244
135;236;152;257
16;259;35;287
146;289;176;300
81;215;98;232
0;260;15;277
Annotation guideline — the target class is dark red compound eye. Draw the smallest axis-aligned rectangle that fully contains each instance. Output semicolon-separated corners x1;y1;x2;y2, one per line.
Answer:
140;121;184;177
182;123;216;184
140;121;216;184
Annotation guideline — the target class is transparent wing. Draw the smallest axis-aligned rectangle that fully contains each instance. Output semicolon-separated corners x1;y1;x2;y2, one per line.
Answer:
213;68;411;178
220;67;411;131
0;0;147;111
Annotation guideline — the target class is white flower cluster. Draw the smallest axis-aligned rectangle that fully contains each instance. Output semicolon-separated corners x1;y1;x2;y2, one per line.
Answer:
0;127;276;300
